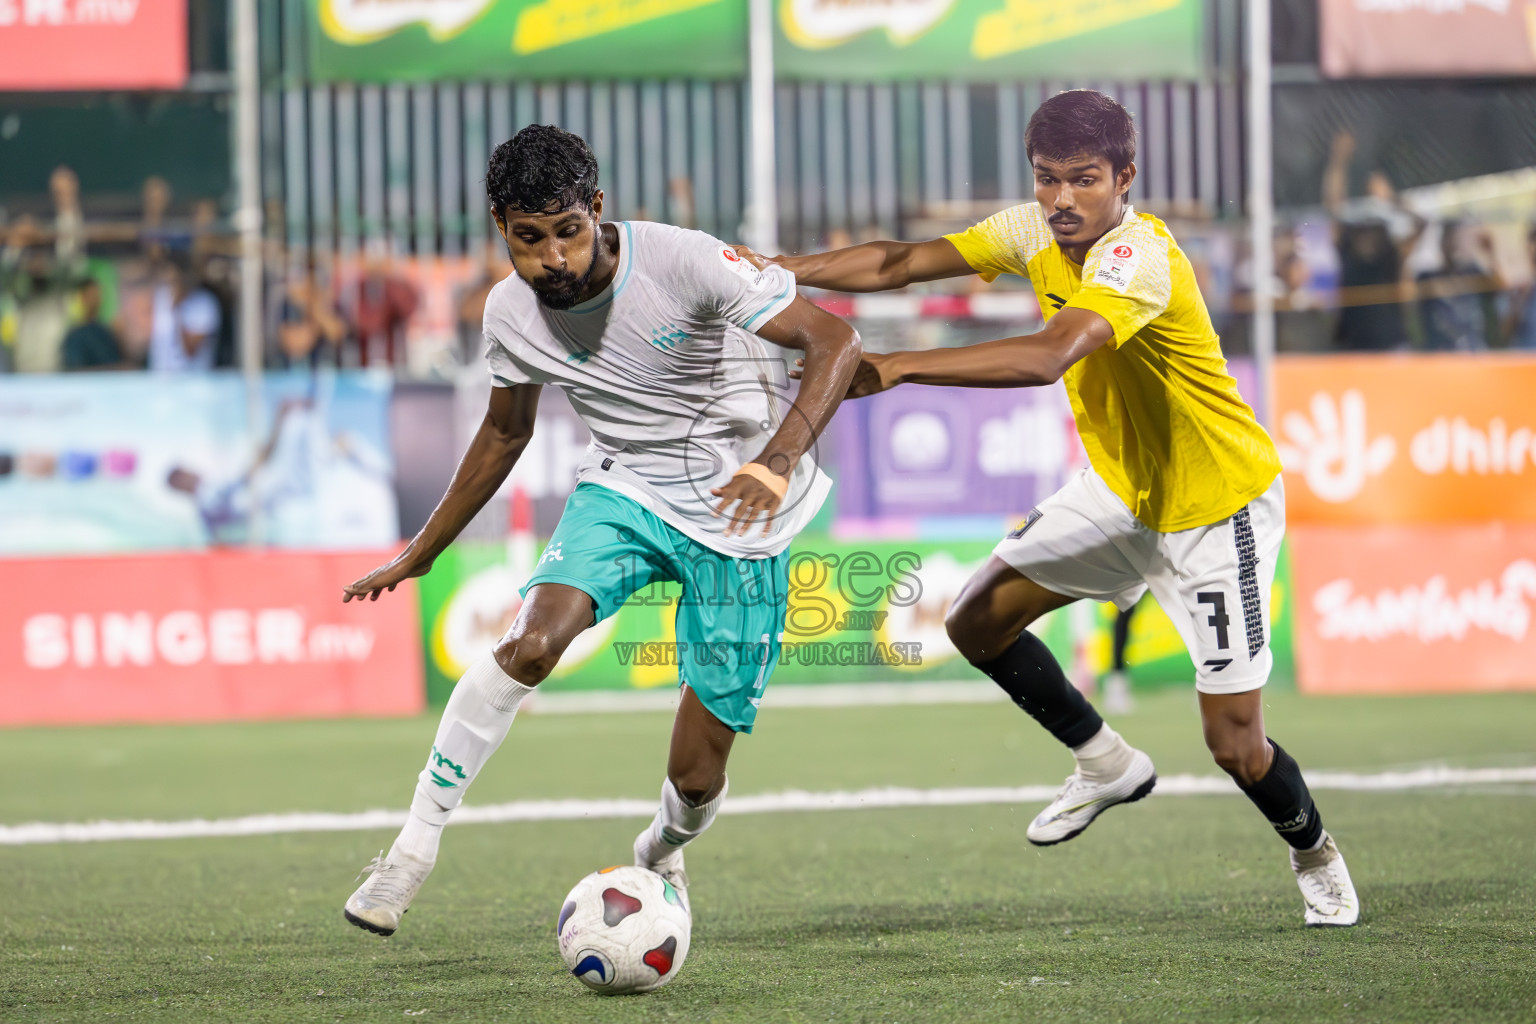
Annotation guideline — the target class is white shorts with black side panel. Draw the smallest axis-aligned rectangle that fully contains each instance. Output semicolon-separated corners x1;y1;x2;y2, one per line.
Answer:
994;467;1285;695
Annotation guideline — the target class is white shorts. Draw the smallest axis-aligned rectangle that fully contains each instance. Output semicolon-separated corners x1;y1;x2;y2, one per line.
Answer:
995;467;1285;695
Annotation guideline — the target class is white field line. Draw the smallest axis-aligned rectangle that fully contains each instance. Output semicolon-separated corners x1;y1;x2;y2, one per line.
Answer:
3;766;1534;847
525;681;1005;715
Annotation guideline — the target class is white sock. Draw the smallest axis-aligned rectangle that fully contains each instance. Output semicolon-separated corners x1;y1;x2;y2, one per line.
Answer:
390;653;534;863
1072;724;1134;782
636;776;728;866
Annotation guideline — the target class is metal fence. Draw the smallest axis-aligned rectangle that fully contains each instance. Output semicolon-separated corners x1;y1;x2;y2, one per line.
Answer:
274;77;1253;257
266;1;1252;257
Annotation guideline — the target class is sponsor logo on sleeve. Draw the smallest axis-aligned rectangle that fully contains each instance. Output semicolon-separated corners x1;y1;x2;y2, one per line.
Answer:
718;244;764;284
1092;241;1141;292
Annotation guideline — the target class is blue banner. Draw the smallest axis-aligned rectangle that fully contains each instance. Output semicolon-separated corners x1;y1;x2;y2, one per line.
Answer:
0;370;397;555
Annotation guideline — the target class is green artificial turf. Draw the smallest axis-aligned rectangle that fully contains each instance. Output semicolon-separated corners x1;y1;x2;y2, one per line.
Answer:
2;690;1534;1022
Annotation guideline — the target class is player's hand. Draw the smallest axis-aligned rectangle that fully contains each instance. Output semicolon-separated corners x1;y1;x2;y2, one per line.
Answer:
1329;131;1355;164
710;466;787;537
788;353;899;400
343;551;433;602
731;244;781;271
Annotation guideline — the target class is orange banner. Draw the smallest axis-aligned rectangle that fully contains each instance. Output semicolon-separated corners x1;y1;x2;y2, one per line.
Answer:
1275;354;1536;527
1291;525;1536;696
0;550;422;727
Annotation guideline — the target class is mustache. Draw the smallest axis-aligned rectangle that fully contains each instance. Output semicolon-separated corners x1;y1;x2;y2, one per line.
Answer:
1048;213;1082;226
532;268;588;310
535;270;579;289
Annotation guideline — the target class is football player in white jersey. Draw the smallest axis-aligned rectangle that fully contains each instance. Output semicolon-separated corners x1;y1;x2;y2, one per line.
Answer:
340;125;861;937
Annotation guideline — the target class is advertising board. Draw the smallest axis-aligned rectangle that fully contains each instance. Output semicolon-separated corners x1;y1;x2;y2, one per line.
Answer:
1275;355;1536;526
1320;0;1536;78
1291;525;1536;695
1278;354;1536;694
305;0;1204;82
0;549;424;727
775;0;1205;81
0;0;187;91
0;371;398;555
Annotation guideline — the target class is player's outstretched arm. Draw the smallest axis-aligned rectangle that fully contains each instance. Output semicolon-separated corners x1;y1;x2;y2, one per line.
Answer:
709;295;861;535
735;237;975;293
789;307;1115;396
862;307;1115;394
343;383;540;601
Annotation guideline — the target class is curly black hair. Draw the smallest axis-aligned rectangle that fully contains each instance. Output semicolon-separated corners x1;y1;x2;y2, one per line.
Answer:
486;124;600;216
1025;90;1137;175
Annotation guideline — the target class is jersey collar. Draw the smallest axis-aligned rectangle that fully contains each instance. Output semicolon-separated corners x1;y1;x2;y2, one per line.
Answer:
564;221;634;315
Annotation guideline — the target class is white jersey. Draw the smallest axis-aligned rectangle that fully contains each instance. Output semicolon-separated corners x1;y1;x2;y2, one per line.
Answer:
483;220;831;559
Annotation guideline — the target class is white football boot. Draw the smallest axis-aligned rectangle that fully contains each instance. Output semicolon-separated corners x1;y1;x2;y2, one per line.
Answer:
343;848;435;936
1026;748;1157;846
633;831;691;916
1290;832;1360;927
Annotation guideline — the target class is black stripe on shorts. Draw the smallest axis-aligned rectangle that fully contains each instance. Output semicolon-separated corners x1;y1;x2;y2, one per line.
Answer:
1232;507;1265;660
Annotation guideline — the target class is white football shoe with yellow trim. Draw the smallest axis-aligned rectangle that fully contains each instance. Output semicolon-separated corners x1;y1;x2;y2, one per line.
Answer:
1026;749;1157;846
1290;833;1360;927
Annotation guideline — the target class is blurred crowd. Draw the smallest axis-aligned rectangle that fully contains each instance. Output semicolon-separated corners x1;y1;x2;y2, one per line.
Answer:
5;151;1536;379
1258;131;1536;354
2;169;228;373
0;165;447;376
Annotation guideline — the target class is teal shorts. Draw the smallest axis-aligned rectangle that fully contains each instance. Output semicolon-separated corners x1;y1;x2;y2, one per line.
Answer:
520;482;791;733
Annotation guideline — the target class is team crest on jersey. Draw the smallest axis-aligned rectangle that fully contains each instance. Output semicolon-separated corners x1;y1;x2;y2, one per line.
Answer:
1007;507;1043;540
1092;239;1142;293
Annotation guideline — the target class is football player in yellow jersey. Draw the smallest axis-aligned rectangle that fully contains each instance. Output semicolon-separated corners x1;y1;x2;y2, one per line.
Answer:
738;90;1358;927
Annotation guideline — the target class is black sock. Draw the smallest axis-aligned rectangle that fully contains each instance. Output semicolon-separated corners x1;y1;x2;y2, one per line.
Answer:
1239;739;1325;850
972;630;1103;748
1112;606;1134;672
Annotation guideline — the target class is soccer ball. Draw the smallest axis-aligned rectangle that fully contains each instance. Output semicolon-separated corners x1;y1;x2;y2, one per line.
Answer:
557;865;691;994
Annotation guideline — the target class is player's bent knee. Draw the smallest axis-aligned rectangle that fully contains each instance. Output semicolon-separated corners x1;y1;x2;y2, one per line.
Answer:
670;771;724;807
493;629;563;685
944;595;1009;663
1207;735;1270;787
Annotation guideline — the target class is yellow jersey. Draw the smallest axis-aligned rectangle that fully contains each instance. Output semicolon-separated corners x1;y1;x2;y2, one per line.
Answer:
945;203;1280;532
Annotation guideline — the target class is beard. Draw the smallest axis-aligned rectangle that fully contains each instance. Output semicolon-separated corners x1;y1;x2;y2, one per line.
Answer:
523;232;603;310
